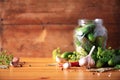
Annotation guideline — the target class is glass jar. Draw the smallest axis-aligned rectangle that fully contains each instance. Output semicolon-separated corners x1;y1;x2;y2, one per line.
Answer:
74;19;107;54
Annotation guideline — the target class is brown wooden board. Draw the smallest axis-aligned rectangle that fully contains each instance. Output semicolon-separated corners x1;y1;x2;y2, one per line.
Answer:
0;0;120;25
2;25;75;57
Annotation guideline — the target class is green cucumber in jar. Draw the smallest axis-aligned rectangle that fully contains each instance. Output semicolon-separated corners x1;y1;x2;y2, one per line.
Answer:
87;33;96;43
76;23;95;35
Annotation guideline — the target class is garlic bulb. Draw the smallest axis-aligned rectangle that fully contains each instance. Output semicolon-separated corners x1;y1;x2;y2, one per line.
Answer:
79;46;95;68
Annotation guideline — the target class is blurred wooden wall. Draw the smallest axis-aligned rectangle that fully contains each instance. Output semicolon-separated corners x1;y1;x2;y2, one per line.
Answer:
0;0;120;57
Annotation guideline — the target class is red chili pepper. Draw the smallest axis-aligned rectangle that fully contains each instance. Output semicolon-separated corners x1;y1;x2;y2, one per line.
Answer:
70;62;80;67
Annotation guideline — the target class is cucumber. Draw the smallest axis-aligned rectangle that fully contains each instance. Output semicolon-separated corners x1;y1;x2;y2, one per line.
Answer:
61;52;73;60
76;23;95;35
95;36;105;47
87;33;96;43
96;60;104;68
80;37;94;52
108;55;120;66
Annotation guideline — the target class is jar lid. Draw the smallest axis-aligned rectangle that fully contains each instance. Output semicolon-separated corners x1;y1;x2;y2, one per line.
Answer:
94;18;103;24
78;19;93;26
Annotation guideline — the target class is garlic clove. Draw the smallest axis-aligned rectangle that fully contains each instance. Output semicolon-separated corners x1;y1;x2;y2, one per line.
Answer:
79;57;88;66
63;62;71;69
87;58;95;68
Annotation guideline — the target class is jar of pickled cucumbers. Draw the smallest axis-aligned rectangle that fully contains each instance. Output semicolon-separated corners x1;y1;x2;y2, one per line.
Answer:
74;19;107;54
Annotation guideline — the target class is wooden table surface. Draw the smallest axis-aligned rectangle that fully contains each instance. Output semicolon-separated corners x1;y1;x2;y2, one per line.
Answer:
0;57;120;80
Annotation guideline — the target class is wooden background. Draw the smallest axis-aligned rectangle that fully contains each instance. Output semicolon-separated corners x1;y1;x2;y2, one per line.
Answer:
0;0;120;57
